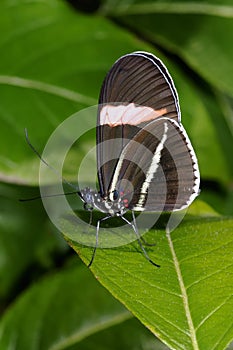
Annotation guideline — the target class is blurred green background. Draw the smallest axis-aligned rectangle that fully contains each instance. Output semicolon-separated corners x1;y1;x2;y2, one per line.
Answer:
0;0;232;349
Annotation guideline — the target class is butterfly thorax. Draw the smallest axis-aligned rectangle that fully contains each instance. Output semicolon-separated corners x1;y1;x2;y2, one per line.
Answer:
79;187;127;216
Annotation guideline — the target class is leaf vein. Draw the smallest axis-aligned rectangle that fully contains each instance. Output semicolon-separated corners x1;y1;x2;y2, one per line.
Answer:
97;256;189;338
0;75;96;105
166;228;199;350
103;2;233;18
212;318;233;350
180;238;233;264
186;262;233;290
195;294;233;332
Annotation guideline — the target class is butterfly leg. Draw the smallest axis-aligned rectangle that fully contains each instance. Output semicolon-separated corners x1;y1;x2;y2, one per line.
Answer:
140;236;156;247
88;215;111;268
122;212;160;268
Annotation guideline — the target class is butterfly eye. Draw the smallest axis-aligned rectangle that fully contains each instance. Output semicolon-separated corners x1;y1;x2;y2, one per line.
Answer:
109;190;119;201
114;190;120;200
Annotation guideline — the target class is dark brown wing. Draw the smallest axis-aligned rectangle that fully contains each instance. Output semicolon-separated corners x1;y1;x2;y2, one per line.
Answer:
97;52;181;198
99;52;180;121
106;118;200;211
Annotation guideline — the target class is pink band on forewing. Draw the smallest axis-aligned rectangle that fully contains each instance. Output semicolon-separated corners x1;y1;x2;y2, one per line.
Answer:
99;103;167;126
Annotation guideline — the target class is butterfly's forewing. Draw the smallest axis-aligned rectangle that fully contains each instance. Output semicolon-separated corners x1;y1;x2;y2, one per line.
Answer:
99;52;180;121
108;117;200;211
97;52;181;198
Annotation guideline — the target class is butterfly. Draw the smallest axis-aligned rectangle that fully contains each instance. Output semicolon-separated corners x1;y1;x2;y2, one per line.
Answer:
77;51;200;267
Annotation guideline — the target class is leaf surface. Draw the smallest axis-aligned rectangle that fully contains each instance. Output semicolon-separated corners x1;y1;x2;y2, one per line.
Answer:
68;214;233;350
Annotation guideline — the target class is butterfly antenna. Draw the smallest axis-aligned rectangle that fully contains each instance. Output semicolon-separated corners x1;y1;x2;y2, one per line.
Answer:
24;128;78;191
19;190;80;202
140;235;156;247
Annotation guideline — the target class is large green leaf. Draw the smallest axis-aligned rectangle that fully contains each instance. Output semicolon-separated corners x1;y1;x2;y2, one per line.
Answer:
131;14;233;96
67;212;233;350
101;1;233;96
0;183;67;301
0;263;168;349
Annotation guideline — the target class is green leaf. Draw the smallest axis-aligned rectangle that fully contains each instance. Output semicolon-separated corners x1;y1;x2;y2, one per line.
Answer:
0;263;168;349
76;317;170;350
102;1;233;96
0;183;66;300
68;216;233;350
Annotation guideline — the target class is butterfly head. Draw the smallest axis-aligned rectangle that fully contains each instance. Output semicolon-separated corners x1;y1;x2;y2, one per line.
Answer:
79;187;127;216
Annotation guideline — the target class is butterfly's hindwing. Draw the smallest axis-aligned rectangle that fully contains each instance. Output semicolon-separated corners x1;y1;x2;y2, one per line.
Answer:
103;118;199;211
